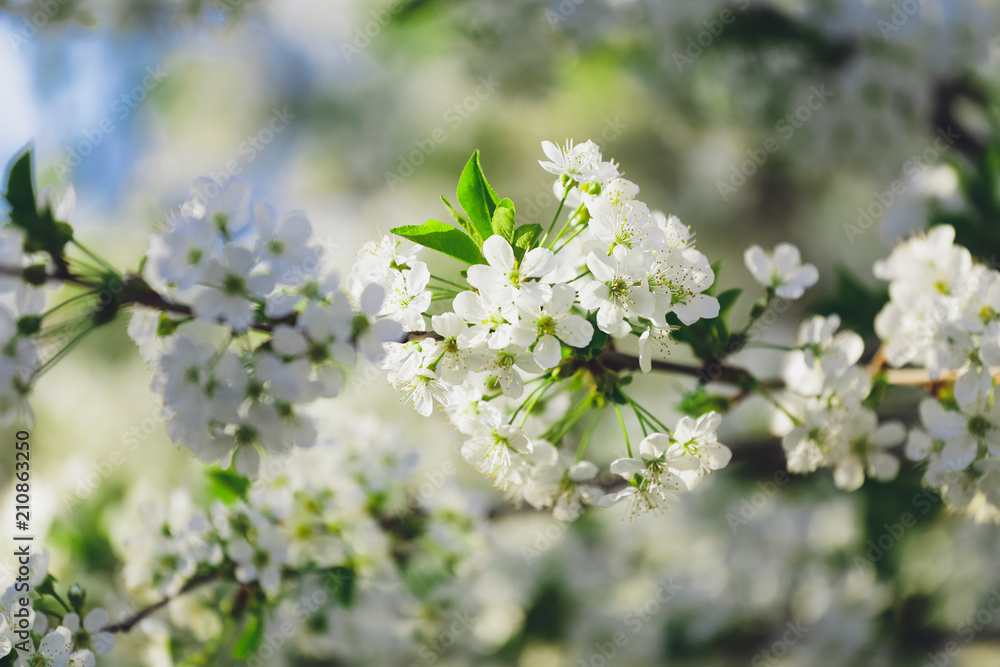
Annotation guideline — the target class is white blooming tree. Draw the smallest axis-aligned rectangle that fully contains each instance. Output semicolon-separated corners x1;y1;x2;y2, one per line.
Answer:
2;133;1000;664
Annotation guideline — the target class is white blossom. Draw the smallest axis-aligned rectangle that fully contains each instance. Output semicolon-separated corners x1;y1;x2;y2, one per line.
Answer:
744;243;819;299
538;139;619;183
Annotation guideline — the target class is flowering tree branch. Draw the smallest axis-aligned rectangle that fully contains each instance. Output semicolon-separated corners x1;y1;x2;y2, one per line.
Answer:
0;73;997;667
598;349;764;388
101;573;218;634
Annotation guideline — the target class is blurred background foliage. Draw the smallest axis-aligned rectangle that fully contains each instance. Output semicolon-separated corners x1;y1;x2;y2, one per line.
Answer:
3;0;1000;664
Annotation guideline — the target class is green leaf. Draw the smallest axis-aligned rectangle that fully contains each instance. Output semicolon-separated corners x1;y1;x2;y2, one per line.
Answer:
512;223;542;262
206;466;251;504
456;150;499;242
716;288;743;320
569;311;606;361
669;314;716;362
491;198;516;243
514;224;541;250
3;148;74;263
390;220;485;265
0;650;18;666
678;385;732;417
232;614;264;659
705;261;723;296
440;196;482;246
668;296;736;364
4;149;35;217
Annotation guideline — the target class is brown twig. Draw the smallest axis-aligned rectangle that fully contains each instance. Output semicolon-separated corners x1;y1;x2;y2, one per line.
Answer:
102;573;217;634
866;344;999;390
1;264;285;333
402;331;772;389
597;349;763;388
0;264;97;290
865;345;887;376
23;268;973;393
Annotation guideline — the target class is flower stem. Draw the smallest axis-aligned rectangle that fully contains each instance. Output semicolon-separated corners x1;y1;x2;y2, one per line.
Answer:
509;378;553;425
553;223;587;254
744;341;795;351
756;388;803;426
543;392;594;443
30;324;97;384
630;402;650;437
735;290;774;340
574;409;603;463
71;239;119;275
430;274;466;291
47;590;72;613
613;403;632;458
542;189;571;247
623;394;670;433
39;290;96;320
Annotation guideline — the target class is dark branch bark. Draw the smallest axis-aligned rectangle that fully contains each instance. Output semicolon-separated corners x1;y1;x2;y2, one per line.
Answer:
1;264;285;334
0;265;97;290
102;573;217;634
598;349;765;388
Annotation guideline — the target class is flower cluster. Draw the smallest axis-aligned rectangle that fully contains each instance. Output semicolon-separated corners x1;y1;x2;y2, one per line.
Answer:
118;421;486;664
0;550;115;667
738;237;907;491
347;139;730;518
874;225;1000;518
774;314;904;490
600;413;732;518
0;196;69;427
131;180;402;475
0;291;39;428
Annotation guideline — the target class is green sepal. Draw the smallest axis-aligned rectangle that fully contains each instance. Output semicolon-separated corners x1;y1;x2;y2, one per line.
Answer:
206;466;252;504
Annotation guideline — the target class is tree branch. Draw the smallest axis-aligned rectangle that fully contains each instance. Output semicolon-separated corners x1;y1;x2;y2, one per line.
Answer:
102;573;217;634
0;264;97;290
16;268;973;393
597;349;771;389
0;264;286;334
402;332;775;388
